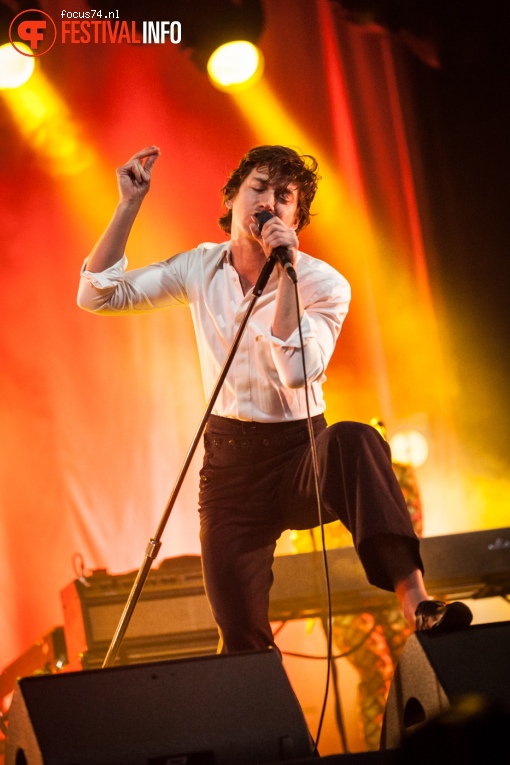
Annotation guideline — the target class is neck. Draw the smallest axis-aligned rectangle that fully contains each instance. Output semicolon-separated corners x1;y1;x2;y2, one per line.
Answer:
230;237;266;293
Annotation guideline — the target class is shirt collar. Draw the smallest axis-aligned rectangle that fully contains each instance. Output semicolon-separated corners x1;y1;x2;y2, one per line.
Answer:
215;242;232;268
215;241;302;269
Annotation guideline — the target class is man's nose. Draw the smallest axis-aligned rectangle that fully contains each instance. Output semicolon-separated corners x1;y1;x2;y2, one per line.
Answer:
259;189;275;211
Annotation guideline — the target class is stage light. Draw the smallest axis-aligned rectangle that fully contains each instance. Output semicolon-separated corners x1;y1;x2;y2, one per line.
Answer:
207;40;264;92
1;63;94;175
0;42;35;89
389;429;429;468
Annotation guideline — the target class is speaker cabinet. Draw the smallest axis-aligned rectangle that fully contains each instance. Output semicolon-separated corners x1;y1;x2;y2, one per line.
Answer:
6;649;314;765
381;621;510;749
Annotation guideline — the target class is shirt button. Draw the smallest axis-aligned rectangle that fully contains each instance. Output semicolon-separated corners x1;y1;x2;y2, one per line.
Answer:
262;439;270;446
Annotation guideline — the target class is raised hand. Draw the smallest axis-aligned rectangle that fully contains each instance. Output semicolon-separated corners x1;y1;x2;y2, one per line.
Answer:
116;145;160;203
83;146;161;273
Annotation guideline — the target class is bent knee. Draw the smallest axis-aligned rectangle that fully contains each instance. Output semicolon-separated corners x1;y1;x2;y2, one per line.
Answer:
325;420;382;440
320;420;389;454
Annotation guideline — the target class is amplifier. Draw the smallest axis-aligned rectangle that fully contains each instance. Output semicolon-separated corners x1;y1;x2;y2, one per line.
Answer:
60;556;219;669
60;528;510;670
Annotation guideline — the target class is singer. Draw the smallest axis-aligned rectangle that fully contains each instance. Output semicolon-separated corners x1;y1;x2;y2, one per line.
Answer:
78;144;472;652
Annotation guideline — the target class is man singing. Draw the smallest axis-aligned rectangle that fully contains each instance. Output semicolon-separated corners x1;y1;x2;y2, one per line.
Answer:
78;144;472;653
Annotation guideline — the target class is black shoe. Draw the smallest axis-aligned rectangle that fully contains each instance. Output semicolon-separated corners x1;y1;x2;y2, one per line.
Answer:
415;600;473;633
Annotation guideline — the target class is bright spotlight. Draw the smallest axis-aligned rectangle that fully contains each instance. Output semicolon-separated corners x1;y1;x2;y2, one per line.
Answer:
389;429;429;468
1;63;95;176
207;41;264;92
0;43;35;89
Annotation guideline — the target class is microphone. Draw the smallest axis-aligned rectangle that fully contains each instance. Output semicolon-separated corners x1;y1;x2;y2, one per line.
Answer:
255;211;298;284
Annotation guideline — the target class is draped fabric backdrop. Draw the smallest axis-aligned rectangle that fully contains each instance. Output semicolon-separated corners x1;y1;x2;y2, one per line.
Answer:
1;0;509;754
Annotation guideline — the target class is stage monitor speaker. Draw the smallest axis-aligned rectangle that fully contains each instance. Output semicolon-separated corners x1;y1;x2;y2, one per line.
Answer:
381;620;510;750
5;649;314;765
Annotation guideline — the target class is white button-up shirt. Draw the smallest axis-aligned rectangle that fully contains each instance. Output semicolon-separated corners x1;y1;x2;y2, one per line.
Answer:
78;242;351;422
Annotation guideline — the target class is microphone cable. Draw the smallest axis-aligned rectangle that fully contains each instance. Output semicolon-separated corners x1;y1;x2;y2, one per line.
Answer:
255;209;342;752
292;275;337;755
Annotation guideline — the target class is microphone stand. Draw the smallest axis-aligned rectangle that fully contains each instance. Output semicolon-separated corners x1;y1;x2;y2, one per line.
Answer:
102;255;278;668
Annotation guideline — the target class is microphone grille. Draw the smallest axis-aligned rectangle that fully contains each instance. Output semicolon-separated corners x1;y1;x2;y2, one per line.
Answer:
255;210;274;233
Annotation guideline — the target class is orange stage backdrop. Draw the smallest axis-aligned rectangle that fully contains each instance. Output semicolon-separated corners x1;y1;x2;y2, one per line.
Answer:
1;0;509;753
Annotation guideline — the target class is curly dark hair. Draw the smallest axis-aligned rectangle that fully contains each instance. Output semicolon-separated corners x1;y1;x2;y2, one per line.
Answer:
218;145;320;235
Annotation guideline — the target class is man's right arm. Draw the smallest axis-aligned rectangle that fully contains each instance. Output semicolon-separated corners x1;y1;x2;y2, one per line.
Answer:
85;145;160;273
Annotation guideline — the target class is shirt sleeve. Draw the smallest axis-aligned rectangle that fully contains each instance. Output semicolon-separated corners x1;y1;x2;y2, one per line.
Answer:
265;274;351;389
77;252;192;314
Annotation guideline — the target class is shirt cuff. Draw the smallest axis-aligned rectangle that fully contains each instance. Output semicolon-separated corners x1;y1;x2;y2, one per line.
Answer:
80;255;128;289
266;312;316;349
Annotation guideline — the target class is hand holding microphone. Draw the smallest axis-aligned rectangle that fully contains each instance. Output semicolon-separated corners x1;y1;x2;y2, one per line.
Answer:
255;211;298;284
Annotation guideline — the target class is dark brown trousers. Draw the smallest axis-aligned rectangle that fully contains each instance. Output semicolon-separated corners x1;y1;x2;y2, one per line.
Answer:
198;415;422;653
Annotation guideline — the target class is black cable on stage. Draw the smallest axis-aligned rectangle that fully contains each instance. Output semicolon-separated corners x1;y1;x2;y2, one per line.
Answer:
293;277;341;755
275;617;377;660
281;621;377;660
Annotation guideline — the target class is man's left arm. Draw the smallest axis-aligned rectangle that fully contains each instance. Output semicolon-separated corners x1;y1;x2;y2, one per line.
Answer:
256;214;350;388
254;214;302;341
268;273;351;389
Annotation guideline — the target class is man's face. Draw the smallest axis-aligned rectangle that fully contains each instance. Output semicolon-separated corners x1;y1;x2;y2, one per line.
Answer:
226;166;300;237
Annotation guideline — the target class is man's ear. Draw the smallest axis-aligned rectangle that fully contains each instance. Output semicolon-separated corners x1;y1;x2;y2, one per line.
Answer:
225;198;233;210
